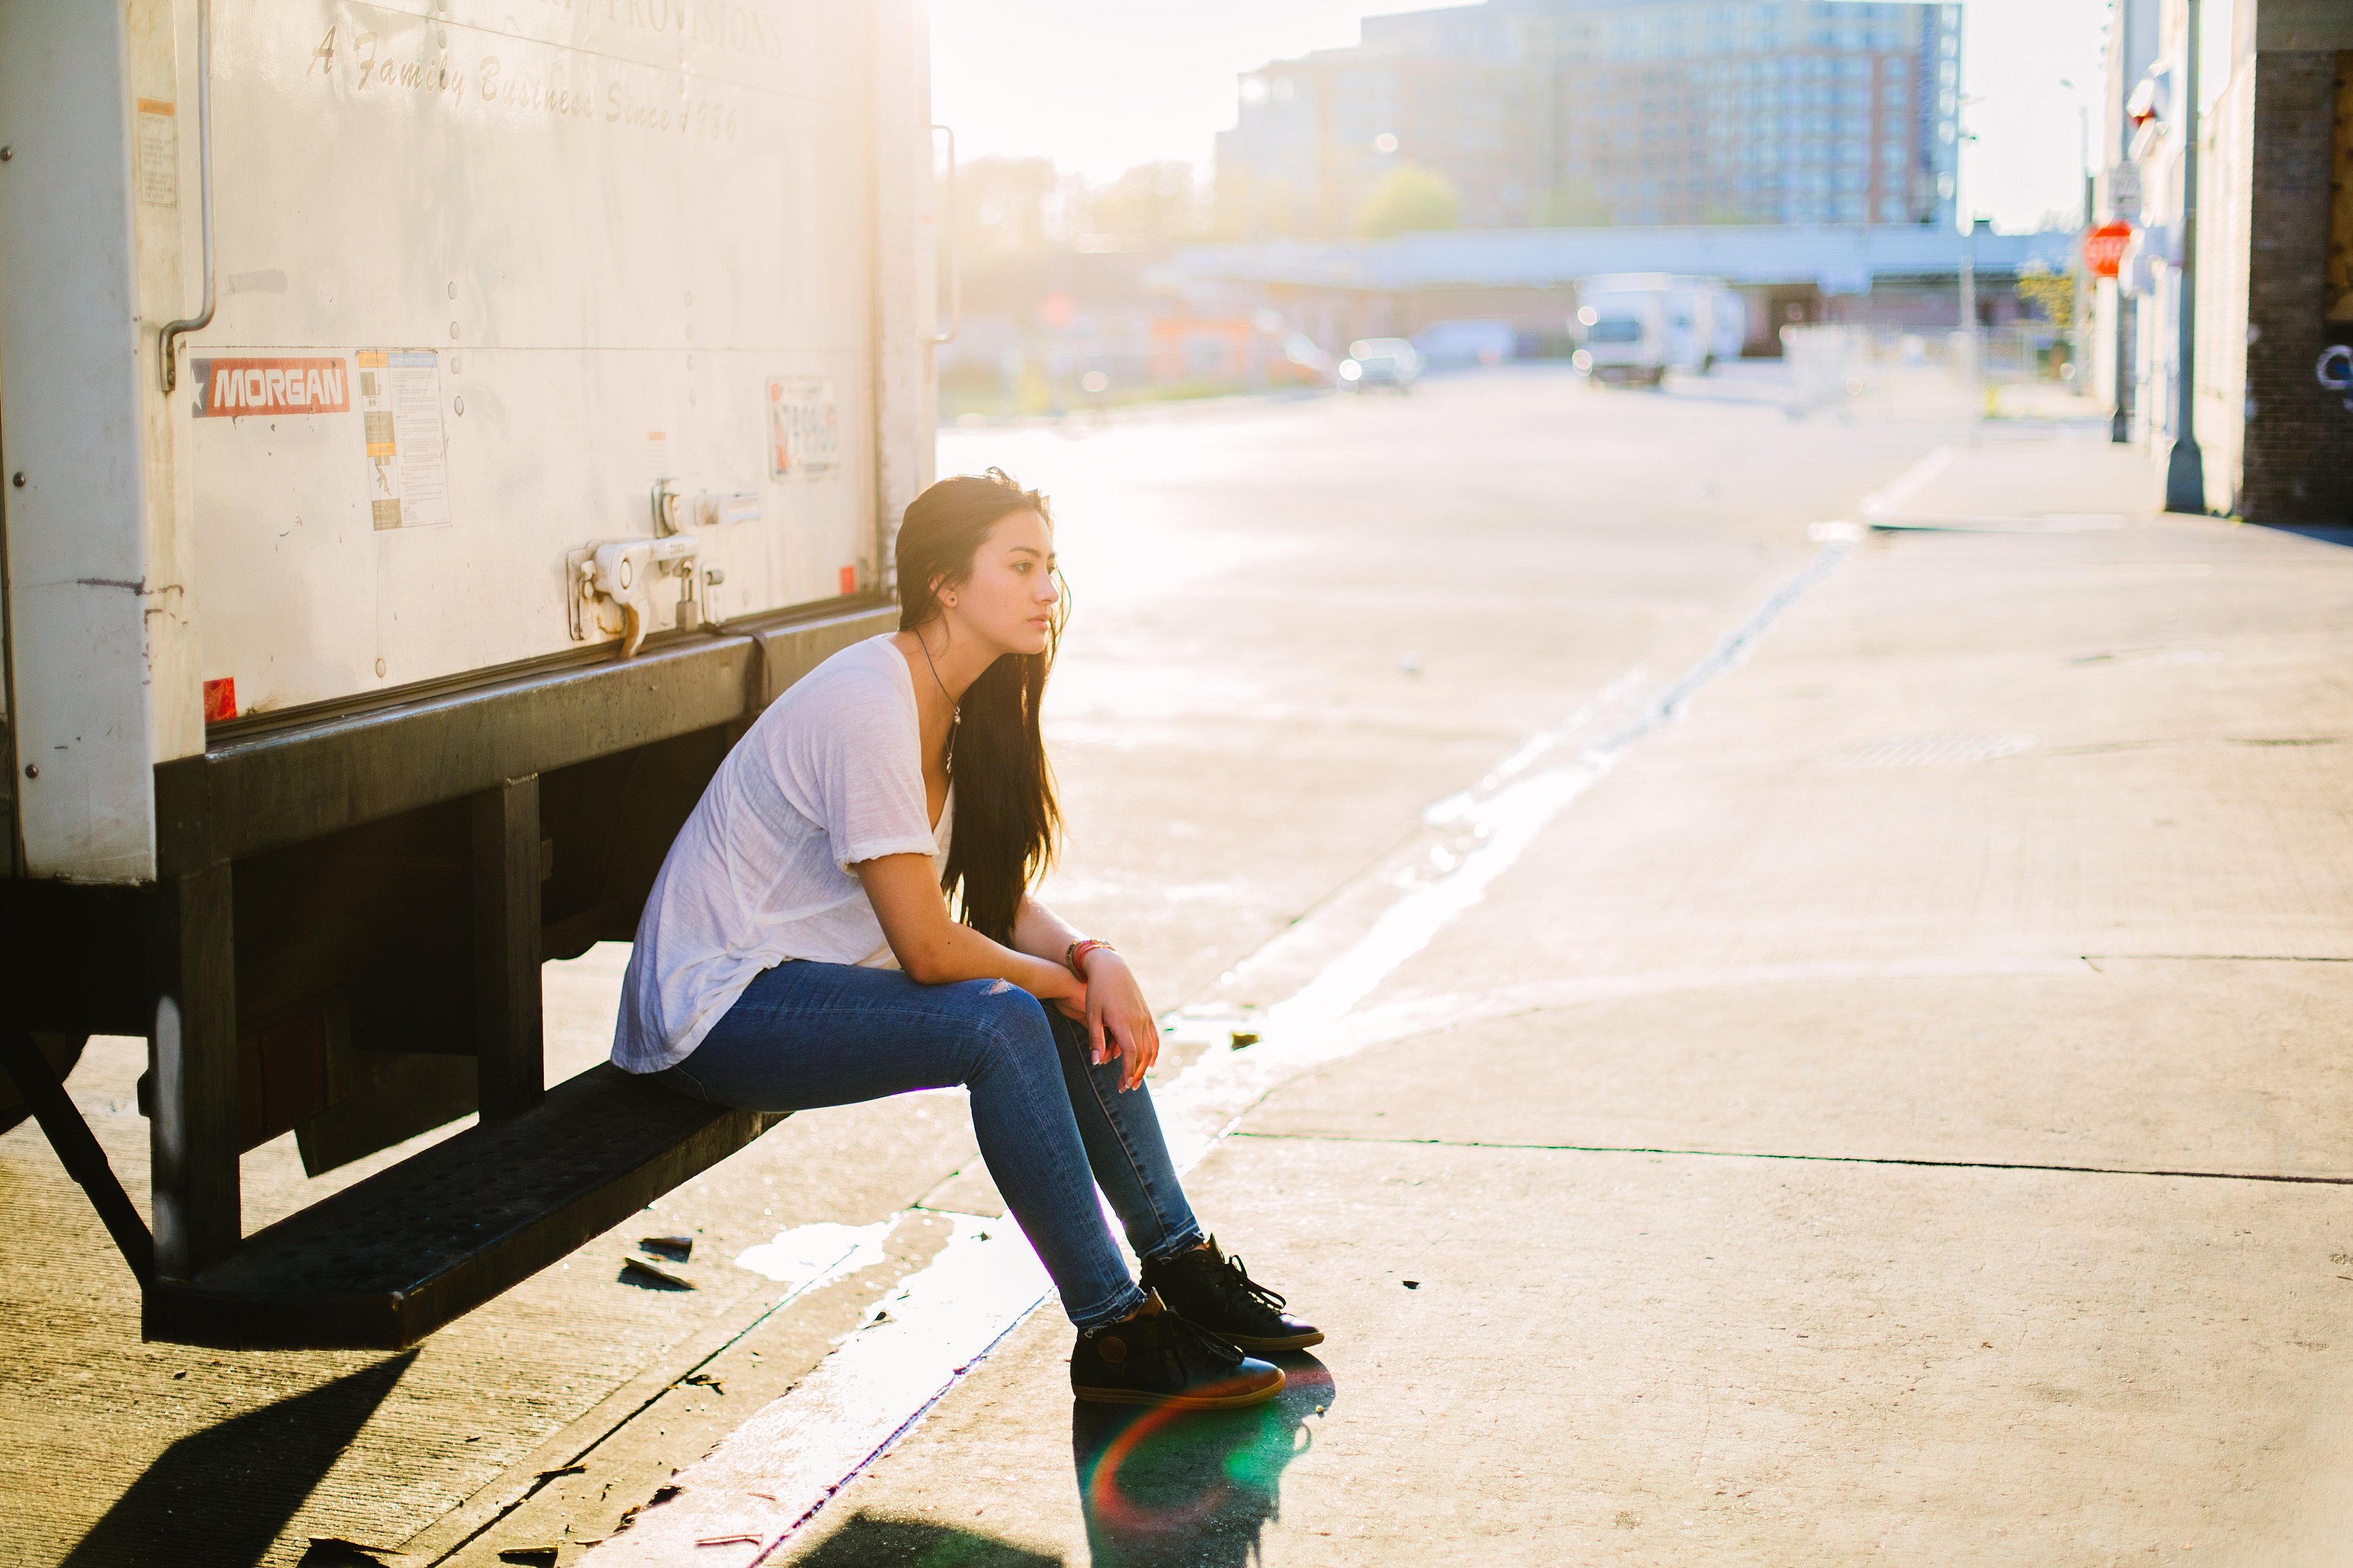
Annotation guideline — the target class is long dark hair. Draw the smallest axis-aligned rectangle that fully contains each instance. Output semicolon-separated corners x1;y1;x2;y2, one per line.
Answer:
896;469;1065;944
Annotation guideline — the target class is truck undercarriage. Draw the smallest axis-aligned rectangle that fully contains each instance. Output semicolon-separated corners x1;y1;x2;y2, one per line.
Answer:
3;601;895;1348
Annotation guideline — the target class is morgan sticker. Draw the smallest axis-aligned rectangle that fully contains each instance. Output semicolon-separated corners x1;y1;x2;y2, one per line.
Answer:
194;356;352;417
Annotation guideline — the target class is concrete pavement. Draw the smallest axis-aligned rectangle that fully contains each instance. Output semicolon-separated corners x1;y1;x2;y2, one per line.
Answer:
7;370;2348;1565
740;434;2353;1563
4;366;1899;1566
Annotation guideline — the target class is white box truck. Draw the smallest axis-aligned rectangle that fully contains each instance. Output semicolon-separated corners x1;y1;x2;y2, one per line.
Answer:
0;0;941;1347
1571;273;1747;386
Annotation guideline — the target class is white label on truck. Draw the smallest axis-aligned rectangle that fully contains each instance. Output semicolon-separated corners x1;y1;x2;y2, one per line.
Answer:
766;376;839;480
136;99;177;206
357;350;452;530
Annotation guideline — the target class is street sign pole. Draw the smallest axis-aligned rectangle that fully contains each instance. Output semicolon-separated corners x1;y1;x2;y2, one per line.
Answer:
2118;0;2137;442
2111;0;2139;443
2112;252;2133;447
2075;106;2091;395
2163;0;2205;512
1960;220;1977;386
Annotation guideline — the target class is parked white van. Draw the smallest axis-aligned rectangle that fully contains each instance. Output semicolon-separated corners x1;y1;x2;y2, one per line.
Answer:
1571;274;1747;386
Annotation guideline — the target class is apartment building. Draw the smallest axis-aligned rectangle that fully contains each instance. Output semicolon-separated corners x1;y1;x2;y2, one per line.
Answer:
1214;26;1536;234
1215;0;1964;235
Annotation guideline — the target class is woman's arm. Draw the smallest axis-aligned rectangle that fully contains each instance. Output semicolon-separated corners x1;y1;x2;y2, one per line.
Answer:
1011;893;1162;1092
1008;894;1083;966
856;855;1081;1005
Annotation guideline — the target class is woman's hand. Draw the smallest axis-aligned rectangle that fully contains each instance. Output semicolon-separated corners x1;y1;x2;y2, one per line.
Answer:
1006;896;1156;1088
1035;960;1086;1012
1074;950;1160;1092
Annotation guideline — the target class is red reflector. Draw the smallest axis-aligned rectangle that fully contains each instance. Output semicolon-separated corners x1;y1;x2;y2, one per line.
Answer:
840;564;859;595
202;677;237;723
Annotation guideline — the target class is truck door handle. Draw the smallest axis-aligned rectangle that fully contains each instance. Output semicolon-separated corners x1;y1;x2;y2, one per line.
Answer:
160;0;216;393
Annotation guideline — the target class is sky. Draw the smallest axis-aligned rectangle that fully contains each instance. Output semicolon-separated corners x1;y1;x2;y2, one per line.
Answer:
930;0;2119;233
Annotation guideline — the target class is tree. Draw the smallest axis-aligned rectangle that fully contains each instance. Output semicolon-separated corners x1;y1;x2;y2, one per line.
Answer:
1075;161;1205;250
957;157;1061;259
2014;262;2077;329
1357;163;1462;239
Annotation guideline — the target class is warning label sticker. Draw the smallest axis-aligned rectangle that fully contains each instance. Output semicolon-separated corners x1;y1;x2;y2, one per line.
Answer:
766;376;840;481
194;356;352;417
136;99;177;207
356;349;450;530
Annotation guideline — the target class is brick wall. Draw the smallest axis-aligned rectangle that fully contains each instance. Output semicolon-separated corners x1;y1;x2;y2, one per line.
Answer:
2240;50;2353;524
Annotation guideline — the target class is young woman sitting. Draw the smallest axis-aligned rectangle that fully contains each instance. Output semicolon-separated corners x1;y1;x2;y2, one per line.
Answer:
610;469;1318;1409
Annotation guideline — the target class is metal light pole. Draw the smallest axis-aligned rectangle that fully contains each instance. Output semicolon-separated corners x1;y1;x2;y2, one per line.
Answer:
2075;101;2091;392
2110;3;2137;444
1959;216;1977;377
2163;0;2204;511
2108;0;2141;442
1954;91;1981;391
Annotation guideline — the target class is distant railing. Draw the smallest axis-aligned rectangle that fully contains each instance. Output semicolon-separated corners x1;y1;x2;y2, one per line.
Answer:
1781;322;2075;413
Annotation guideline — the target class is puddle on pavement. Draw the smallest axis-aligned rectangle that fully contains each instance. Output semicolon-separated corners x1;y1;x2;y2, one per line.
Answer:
735;1220;898;1291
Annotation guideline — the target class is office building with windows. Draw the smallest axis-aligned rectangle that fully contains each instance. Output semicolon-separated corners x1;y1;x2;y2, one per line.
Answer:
1215;0;1964;235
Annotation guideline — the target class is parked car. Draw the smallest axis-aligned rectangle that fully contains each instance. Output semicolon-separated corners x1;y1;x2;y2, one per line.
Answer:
1339;338;1424;392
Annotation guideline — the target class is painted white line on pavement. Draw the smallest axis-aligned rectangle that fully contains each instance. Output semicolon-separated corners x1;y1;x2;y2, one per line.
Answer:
584;536;1858;1566
586;1214;1051;1566
1293;952;2093;1067
1156;534;1858;1161
1862;444;1956;520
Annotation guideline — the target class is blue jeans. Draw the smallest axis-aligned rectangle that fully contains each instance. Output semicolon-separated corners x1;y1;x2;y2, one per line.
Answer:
657;960;1203;1329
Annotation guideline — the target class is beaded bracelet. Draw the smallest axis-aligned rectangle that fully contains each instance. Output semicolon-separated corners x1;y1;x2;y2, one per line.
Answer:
1065;938;1115;979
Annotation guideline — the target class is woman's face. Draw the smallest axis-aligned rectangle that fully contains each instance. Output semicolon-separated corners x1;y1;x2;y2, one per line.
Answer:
945;507;1060;657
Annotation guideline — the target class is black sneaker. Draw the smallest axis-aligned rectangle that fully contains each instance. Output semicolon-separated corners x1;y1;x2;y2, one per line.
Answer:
1071;1290;1285;1409
1140;1237;1324;1352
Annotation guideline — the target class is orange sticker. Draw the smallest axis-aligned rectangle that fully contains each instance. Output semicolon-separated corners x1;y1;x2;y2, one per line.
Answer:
839;564;859;595
194;356;351;417
202;677;237;723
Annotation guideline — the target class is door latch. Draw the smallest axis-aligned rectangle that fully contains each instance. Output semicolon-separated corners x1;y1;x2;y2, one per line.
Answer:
566;536;701;657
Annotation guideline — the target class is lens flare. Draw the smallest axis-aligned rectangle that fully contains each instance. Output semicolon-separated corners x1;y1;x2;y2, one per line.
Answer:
1075;1361;1334;1539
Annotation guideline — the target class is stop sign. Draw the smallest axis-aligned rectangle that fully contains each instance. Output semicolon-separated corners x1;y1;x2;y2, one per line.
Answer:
2083;220;2134;279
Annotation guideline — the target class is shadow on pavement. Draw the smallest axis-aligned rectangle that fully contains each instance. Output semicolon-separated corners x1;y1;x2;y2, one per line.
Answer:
1070;1356;1337;1568
59;1352;417;1568
792;1512;1064;1566
2260;525;2353;548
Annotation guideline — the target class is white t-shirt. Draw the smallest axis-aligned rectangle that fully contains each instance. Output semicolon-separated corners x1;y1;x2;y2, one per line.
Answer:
612;635;953;1073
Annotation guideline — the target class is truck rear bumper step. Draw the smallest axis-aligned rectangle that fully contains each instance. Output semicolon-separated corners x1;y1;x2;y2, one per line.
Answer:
144;1065;783;1350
